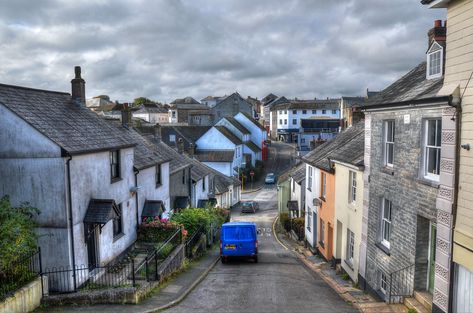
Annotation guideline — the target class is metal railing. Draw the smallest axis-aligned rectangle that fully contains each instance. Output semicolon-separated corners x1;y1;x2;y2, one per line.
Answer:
185;226;205;259
136;227;182;282
0;248;42;299
388;263;415;303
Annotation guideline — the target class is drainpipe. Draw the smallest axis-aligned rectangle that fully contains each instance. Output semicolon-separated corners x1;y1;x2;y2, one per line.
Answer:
448;93;462;313
134;168;140;230
188;165;193;207
66;154;77;290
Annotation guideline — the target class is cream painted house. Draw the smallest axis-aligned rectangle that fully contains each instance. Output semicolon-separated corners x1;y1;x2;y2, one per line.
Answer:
332;124;364;283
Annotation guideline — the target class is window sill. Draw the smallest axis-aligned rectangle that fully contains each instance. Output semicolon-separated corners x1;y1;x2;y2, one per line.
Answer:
111;177;122;184
113;233;125;243
344;259;354;270
416;177;440;189
375;242;391;256
380;167;394;176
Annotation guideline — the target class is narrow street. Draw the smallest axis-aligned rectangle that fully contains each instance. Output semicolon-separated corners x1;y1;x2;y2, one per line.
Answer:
164;143;357;313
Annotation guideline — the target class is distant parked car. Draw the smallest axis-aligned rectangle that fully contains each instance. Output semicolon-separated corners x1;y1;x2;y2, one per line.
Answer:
265;173;276;184
240;201;259;213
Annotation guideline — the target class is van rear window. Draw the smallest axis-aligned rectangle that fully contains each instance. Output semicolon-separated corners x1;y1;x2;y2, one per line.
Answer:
223;227;254;240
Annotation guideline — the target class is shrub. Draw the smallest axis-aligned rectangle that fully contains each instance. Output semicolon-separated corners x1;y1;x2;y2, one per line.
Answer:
341;273;350;281
279;213;291;231
171;207;227;237
291;217;305;230
157;242;174;259
138;217;181;243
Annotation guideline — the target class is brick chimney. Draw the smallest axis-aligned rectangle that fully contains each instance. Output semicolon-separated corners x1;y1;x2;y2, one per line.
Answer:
71;66;86;106
121;103;131;128
428;20;447;47
154;124;162;142
177;138;184;154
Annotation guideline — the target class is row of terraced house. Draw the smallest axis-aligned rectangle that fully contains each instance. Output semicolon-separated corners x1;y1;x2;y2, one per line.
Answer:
279;3;473;311
0;66;250;292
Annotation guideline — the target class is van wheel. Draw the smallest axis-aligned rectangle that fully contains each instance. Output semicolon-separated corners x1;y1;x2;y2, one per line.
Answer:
253;255;258;263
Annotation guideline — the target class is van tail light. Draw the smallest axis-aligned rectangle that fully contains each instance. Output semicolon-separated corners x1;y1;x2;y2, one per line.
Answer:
255;240;258;248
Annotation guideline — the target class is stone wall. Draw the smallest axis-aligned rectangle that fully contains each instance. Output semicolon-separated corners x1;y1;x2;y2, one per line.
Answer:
0;277;43;313
365;106;445;300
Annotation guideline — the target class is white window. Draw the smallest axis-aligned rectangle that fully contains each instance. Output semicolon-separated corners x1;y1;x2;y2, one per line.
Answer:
292;110;297;114
321;172;327;198
284;119;287;125
171;111;176;118
169;134;176;142
381;199;392;249
424;119;442;180
347;229;355;265
284;110;287;114
322;109;326;114
349;171;357;203
380;272;388;294
302;110;307;114
308;166;313;191
279;119;282;125
384;120;395;167
332;109;336;114
427;42;443;79
292;119;297;125
312;110;316;114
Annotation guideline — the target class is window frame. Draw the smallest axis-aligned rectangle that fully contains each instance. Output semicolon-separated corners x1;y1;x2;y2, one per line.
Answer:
321;172;327;199
156;163;162;187
308;166;313;191
110;150;121;182
182;169;186;185
346;229;355;265
384;120;395;168
307;211;312;231
302;109;307;114
279;119;283;125
202;176;206;191
284;119;287;125
427;44;443;79
292;110;297;114
380;272;388;294
424;119;442;181
322;109;326;114
292;119;297;125
380;198;392;249
332;109;337;114
320;219;325;247
349;171;357;203
312;109;316;114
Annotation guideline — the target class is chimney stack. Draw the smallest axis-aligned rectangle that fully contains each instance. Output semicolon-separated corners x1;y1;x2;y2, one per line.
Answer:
189;143;195;157
71;66;86;106
177;138;184;154
121;103;131;128
428;19;447;47
154;124;162;142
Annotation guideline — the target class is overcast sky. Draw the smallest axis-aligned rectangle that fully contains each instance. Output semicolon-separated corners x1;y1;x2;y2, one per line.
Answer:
0;0;445;103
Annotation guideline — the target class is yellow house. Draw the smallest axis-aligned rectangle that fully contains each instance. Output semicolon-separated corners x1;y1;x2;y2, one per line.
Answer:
332;124;364;283
423;0;473;312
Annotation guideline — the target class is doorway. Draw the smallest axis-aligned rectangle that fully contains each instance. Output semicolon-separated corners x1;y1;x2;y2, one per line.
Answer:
312;212;318;247
86;224;99;270
428;223;437;294
328;224;334;260
336;220;343;260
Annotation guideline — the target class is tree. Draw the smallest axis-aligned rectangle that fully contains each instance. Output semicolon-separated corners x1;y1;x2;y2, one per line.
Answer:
0;196;39;270
133;97;154;107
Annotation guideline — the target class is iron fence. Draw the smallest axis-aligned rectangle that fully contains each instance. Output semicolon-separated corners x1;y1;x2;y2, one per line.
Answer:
135;227;182;282
185;226;205;259
388;263;415;303
0;248;42;300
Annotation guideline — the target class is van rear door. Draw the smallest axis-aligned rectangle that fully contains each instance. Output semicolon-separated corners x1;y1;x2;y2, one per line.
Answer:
222;226;256;256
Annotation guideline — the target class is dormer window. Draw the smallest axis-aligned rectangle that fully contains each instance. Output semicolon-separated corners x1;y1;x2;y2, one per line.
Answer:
427;41;443;79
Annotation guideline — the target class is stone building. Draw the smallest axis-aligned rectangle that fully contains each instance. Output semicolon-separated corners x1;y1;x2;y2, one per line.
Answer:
210;92;253;122
359;21;452;310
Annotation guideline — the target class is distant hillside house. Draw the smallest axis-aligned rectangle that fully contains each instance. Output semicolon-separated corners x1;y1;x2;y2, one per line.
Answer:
169;97;212;125
132;103;169;124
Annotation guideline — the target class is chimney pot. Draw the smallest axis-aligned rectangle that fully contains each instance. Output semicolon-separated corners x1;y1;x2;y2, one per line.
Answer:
71;66;86;107
177;138;184;153
434;20;442;27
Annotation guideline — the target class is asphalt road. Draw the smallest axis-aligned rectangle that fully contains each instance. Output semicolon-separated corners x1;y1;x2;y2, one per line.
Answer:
164;145;357;313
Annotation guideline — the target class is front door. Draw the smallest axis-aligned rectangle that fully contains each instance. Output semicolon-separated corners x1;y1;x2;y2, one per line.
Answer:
328;224;333;260
86;224;99;270
312;212;318;246
428;223;437;293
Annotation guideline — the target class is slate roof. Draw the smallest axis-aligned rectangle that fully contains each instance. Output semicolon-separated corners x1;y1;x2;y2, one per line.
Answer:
170;97;200;105
194;150;235;162
156;140;191;174
0;84;136;155
224;117;250;134
84;199;119;224
290;163;306;183
363;62;445;108
134;103;168;114
244;141;261;153
239;112;267;131
160;125;211;150
175;196;190;209
214;126;243;145
142;200;165;218
273;98;341;111
187;157;212;181
287;200;299;211
302;122;364;172
194;162;240;193
201;95;223;101
262;93;278;105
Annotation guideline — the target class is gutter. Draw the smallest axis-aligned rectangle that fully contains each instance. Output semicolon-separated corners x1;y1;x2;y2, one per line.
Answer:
65;154;77;290
134;167;140;230
361;96;451;112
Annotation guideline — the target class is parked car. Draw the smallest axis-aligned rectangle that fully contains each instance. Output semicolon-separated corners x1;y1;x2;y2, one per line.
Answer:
220;222;258;263
240;201;259;213
265;173;276;184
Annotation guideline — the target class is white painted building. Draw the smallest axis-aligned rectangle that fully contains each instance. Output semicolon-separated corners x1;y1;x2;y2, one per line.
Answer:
234;112;268;149
132;103;169;124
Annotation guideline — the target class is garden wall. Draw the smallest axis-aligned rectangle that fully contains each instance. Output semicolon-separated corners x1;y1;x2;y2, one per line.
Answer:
0;276;43;313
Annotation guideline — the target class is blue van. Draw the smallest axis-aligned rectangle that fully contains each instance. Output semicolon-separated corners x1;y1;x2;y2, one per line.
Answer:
220;222;258;263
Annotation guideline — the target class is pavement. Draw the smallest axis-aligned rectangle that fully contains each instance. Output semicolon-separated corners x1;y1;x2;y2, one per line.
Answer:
275;228;409;313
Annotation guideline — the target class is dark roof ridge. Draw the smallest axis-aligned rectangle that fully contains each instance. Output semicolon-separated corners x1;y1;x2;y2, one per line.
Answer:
0;83;70;95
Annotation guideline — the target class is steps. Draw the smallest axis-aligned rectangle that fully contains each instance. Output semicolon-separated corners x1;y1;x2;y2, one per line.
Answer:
404;291;433;313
